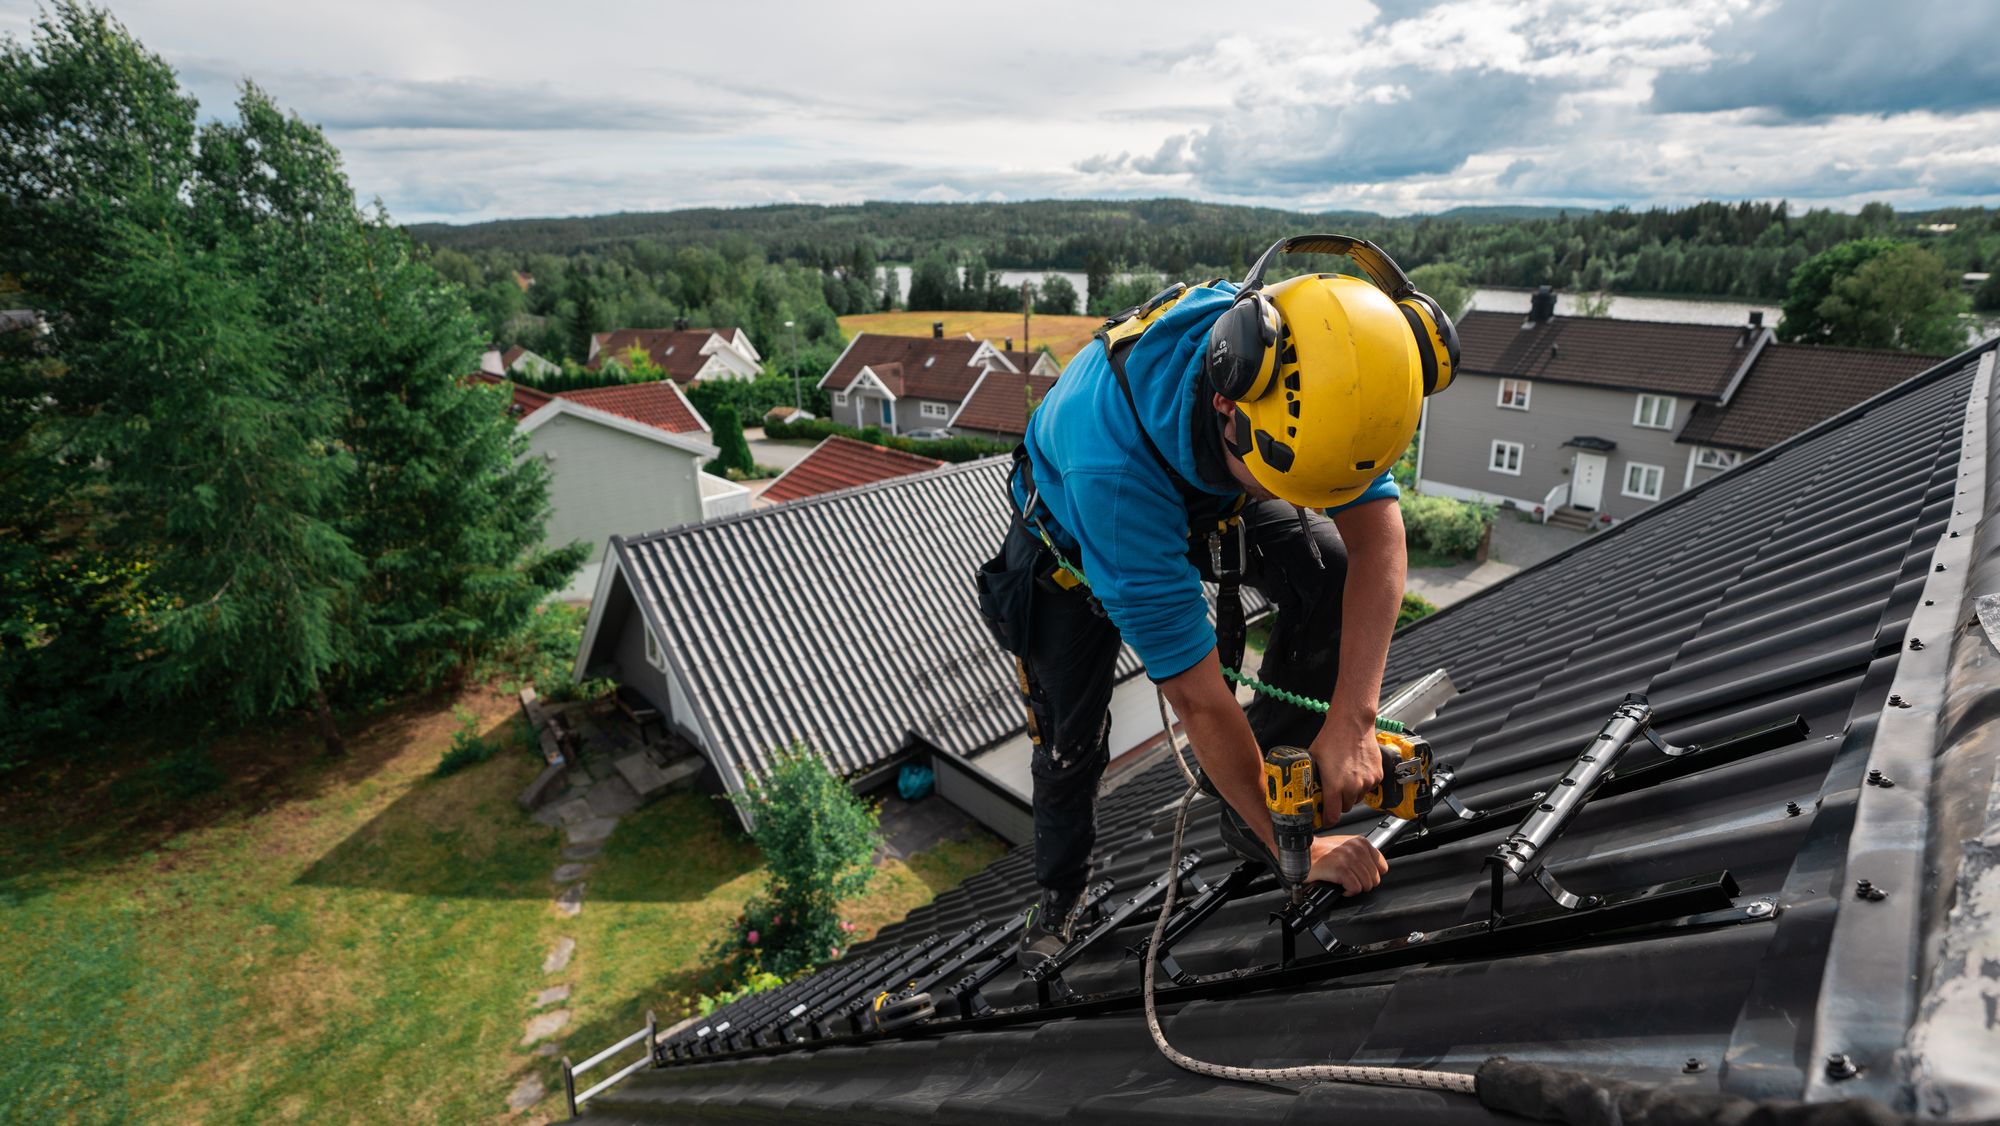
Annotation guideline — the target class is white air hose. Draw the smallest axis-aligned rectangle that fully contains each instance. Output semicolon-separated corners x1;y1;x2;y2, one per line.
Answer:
1140;691;1478;1095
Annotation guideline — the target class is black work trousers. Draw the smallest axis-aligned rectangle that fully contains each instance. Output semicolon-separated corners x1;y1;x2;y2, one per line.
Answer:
1012;500;1350;897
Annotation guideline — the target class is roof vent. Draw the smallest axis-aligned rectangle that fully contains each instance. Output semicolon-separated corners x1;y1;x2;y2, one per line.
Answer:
925;357;935;368
932;322;944;338
1528;285;1557;326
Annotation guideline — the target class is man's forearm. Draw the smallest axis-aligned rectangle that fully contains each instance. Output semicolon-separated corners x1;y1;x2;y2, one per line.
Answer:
1327;499;1407;732
1159;649;1278;852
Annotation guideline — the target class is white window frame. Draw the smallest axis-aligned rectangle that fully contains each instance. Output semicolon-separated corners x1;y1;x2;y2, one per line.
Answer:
1497;378;1532;411
1489;440;1524;476
643;626;668;672
1633;394;1676;430
1694;446;1739;470
833;390;849;406
921;401;950;419
1623;461;1664;501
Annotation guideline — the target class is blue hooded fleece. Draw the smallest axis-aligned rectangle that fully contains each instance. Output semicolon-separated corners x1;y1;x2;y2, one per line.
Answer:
1012;281;1398;681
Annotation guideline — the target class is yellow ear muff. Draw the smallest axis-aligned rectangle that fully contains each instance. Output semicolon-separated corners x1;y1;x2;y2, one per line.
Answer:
1395;294;1459;396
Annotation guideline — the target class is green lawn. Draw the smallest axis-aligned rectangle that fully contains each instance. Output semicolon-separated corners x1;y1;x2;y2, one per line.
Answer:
0;691;1003;1124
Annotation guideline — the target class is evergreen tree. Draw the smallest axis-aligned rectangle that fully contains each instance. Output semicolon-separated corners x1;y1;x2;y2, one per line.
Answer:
709;406;756;478
0;4;580;761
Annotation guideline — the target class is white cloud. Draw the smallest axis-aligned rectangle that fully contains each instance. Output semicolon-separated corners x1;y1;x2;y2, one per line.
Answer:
4;0;1997;221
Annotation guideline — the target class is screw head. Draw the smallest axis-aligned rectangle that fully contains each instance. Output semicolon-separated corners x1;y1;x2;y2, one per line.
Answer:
1910;638;1926;650
1887;694;1907;708
1826;1053;1860;1080
1407;931;1426;943
1746;900;1775;918
1684;1057;1704;1073
1786;801;1802;816
1855;879;1887;901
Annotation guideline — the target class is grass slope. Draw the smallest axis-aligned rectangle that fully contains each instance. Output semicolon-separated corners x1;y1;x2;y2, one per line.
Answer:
0;691;1001;1124
838;311;1099;364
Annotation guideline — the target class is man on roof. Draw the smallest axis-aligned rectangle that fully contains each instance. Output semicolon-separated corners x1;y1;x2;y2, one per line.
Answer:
976;235;1460;964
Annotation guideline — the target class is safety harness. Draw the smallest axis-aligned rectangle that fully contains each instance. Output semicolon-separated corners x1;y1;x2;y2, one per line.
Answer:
1011;280;1251;673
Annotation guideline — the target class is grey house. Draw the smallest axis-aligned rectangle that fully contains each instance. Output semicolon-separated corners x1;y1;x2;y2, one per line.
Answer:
1418;300;1938;526
818;327;1058;436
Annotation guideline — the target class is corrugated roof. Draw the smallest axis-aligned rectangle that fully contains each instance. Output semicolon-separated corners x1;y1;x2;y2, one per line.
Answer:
587;342;1996;1123
1678;342;1938;453
557;380;707;435
952;370;1057;437
760;436;945;505
1458;310;1757;400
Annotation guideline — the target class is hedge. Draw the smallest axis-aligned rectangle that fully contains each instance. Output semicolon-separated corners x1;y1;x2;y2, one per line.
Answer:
1402;491;1494;559
761;415;1016;463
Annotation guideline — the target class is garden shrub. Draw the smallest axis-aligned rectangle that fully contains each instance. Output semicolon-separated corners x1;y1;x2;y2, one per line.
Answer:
1402;492;1494;559
432;707;498;777
1397;592;1438;628
711;746;880;979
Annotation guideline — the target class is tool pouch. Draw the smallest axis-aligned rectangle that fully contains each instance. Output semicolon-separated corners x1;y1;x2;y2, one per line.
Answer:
974;521;1041;658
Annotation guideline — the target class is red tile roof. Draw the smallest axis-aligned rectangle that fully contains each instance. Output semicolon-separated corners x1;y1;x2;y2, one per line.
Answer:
556;380;708;435
952;371;1056;437
760;435;945;505
467;370;554;417
822;334;1017;403
589;327;738;382
1457;310;1759;401
501;344;528;369
1677;343;1937;452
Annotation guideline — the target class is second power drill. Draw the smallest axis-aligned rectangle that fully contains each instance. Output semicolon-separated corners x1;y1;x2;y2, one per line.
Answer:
1261;725;1433;901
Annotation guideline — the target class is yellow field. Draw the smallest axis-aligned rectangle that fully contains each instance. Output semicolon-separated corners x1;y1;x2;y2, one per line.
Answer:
838;310;1101;364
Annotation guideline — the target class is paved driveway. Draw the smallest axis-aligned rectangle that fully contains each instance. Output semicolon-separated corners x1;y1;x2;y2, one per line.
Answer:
1406;515;1592;608
743;427;814;471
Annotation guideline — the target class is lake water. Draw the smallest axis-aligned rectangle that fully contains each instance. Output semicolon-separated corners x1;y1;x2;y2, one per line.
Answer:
881;265;1780;328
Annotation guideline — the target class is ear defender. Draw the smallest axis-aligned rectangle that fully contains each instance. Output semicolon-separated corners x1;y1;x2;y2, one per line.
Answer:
1395;291;1460;396
1204;290;1282;401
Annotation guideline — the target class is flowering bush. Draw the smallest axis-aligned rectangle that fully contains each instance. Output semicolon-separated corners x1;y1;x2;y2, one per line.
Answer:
708;746;881;980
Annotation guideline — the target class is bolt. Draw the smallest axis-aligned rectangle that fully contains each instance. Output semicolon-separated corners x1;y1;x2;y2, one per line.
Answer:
1867;769;1895;788
1684;1057;1704;1073
1950;531;1960;538
1746;900;1775;918
1855;879;1887;901
1826;1053;1861;1080
1407;931;1426;943
1925;599;1936;606
1888;694;1910;708
1539;803;1555;812
1937;564;1948;573
1910;638;1926;651
1561;776;1577;786
1786;801;1802;817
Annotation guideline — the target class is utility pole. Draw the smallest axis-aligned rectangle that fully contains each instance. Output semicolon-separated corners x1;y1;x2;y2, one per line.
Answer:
1021;280;1033;355
784;319;799;411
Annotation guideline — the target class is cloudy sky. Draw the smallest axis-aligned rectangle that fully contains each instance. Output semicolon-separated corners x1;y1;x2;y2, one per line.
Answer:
5;0;1997;224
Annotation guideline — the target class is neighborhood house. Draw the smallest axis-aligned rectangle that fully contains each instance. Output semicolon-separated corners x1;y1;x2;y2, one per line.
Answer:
1417;290;1936;525
587;323;762;384
818;324;1060;437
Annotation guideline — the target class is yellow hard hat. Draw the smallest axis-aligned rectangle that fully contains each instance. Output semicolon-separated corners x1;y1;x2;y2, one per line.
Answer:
1204;235;1458;509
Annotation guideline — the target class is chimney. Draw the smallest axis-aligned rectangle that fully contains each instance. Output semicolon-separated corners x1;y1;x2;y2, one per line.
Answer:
673;316;689;331
1748;311;1764;329
932;322;944;338
1005;337;1013;351
1528;285;1557;326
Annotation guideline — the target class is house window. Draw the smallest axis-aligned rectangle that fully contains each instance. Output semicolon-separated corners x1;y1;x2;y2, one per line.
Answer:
921;401;950;419
1633;394;1676;429
1623;461;1664;501
1695;446;1740;470
643;627;667;672
1490;440;1523;476
833;390;849;407
1498;379;1532;411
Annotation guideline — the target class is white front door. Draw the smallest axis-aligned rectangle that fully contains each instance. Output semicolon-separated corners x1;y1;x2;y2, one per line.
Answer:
1572;452;1607;510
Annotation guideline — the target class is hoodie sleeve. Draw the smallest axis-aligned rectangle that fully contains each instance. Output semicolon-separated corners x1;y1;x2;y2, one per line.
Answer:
1063;468;1215;681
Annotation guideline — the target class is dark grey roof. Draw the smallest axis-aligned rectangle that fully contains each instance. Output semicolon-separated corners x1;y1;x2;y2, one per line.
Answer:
584;340;1998;1123
585;459;1267;805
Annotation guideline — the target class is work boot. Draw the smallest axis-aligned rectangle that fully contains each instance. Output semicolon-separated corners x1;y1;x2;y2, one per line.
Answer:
1016;885;1084;973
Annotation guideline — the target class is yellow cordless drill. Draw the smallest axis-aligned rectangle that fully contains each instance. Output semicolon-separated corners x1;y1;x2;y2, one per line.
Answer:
1261;725;1433;902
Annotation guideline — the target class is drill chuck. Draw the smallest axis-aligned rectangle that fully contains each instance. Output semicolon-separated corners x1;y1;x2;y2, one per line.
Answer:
1262;746;1321;892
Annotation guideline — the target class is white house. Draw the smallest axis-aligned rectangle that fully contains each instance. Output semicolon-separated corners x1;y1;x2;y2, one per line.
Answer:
588;325;762;384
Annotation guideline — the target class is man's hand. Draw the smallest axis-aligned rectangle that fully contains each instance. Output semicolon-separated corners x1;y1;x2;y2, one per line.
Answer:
1310;834;1388;896
1310;726;1384;815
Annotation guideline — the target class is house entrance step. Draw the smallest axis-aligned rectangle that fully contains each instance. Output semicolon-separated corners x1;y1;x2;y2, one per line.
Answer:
1546;507;1597;532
